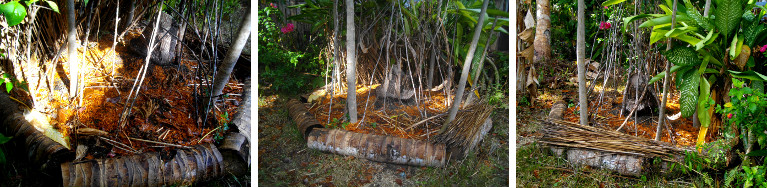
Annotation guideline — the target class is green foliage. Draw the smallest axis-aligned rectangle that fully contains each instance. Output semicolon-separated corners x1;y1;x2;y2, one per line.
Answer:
1;73;28;93
0;0;58;27
0;132;11;165
717;78;767;153
327;118;349;129
215;112;230;142
662;46;700;66
258;3;326;95
0;1;27;26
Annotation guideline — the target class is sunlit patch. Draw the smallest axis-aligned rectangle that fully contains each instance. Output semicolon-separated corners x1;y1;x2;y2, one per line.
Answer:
25;110;71;149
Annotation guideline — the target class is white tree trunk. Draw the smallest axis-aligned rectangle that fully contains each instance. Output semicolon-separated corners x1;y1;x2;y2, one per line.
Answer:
577;0;587;126
345;0;358;123
67;0;78;99
207;8;252;109
443;0;490;128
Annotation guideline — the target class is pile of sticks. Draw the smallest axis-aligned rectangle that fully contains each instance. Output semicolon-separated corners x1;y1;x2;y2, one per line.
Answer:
539;119;690;161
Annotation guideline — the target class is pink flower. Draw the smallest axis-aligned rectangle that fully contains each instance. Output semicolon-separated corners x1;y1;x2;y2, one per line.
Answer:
599;22;611;30
760;45;767;53
281;23;295;34
728;113;733;119
604;6;608;9
270;3;277;8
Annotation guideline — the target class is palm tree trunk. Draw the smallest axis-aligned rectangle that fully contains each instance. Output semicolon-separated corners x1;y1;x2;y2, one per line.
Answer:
442;0;490;129
206;8;251;111
345;0;358;123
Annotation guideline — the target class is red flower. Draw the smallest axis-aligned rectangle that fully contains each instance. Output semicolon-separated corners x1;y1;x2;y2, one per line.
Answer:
281;23;295;34
599;22;612;30
728;113;733;119
270;3;277;8
604;6;608;9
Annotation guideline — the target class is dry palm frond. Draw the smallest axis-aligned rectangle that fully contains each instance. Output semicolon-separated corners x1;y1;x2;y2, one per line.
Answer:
434;100;494;156
539;119;690;161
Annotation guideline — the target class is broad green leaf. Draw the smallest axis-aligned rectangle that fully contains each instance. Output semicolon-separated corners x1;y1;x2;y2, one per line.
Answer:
0;1;27;26
602;0;627;7
675;34;702;46
45;0;59;13
4;80;11;93
0;132;10;144
729;34;744;60
650;29;670;45
680;71;701;117
623;14;663;32
728;70;767;81
659;4;672;15
743;17;766;47
663;46;700;66
684;0;712;31
639;15;690;28
714;0;743;37
649;72;666;84
695;30;716;50
664;27;694;38
697;78;711;128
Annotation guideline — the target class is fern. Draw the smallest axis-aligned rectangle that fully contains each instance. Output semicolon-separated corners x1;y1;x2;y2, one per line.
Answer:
724;167;740;188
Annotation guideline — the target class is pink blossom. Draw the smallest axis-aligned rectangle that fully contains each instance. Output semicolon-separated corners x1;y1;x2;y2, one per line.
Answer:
281;23;295;34
270;3;277;8
604;6;608;9
599;22;611;30
760;44;767;53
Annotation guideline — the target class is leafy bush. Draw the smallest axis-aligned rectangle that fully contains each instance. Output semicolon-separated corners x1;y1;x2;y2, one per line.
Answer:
717;78;767;154
258;3;326;95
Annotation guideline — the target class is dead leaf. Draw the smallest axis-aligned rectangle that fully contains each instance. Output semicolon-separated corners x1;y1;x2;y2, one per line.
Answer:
518;28;534;43
519;46;534;60
395;179;403;186
524;9;535;29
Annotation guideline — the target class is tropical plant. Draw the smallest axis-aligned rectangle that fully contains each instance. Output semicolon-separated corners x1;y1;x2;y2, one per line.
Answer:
622;0;767;147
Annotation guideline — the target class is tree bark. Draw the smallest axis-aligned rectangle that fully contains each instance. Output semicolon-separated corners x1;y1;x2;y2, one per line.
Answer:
206;8;251;111
124;0;136;30
442;0;489;128
657;0;678;141
67;0;78;99
534;0;550;66
577;0;587;125
345;0;358;123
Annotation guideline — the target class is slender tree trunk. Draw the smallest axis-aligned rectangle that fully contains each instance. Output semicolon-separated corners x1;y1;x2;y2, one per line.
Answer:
534;0;550;66
206;8;251;110
442;0;490;128
345;0;358;123
67;0;78;99
577;0;587;125
656;0;678;141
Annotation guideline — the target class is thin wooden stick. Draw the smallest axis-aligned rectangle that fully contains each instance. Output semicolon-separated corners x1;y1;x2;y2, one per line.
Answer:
98;136;139;153
128;136;192;149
